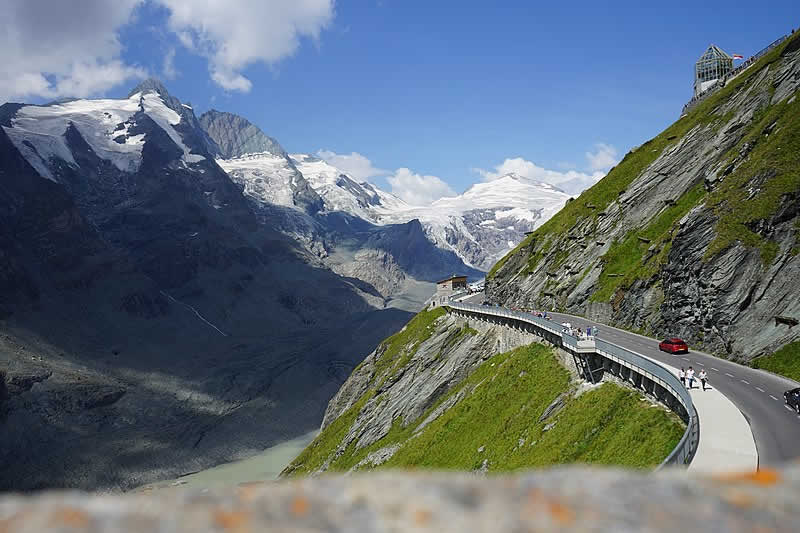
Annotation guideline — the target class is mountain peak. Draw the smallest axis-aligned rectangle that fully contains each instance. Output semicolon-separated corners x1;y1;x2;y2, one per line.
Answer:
490;173;565;193
128;78;171;99
199;110;286;159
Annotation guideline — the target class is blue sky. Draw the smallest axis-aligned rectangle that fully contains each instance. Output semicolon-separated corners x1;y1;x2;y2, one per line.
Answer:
2;0;798;202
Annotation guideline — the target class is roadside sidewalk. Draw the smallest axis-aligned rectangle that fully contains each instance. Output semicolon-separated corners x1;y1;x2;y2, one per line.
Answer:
641;354;758;473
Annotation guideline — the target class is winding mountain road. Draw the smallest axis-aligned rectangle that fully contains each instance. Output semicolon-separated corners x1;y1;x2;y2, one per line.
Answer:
461;294;800;465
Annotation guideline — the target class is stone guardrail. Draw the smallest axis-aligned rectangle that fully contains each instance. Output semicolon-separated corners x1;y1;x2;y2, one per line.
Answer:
444;302;699;469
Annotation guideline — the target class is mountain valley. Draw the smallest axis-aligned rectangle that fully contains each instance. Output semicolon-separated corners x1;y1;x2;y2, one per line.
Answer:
0;78;567;490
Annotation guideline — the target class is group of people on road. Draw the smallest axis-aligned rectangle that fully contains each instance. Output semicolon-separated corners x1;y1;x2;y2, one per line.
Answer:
680;366;708;390
559;323;596;339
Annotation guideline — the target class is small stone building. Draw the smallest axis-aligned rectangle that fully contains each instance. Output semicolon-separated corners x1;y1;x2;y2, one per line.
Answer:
431;275;468;307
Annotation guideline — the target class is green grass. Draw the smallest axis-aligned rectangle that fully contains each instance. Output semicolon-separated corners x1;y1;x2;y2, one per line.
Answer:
751;342;800;382
282;389;375;476
372;307;446;382
381;370;683;471
703;92;800;263
590;183;707;302
290;343;685;475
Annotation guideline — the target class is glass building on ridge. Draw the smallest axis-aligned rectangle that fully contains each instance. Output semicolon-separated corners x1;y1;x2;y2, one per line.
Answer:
694;44;734;97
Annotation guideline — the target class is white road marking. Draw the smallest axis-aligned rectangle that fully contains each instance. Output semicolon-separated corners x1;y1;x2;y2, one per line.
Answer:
681;357;690;361
756;387;765;393
725;373;735;378
697;362;704;366
785;405;795;412
711;368;719;372
770;395;780;401
741;380;750;385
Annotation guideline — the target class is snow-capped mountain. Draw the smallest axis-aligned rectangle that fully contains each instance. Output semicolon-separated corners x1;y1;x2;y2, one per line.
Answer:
290;153;408;222
196;112;481;298
289;155;571;270
371;174;571;270
0;79;417;490
2;85;208;183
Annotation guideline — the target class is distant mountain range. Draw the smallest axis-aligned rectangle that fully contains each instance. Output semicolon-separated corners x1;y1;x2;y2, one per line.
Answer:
0;78;568;490
199;109;571;278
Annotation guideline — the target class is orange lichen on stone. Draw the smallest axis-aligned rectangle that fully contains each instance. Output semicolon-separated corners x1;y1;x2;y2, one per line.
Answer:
714;469;781;486
236;482;265;503
50;507;90;528
290;496;310;517
524;488;574;525
413;508;432;525
213;509;250;531
547;500;575;525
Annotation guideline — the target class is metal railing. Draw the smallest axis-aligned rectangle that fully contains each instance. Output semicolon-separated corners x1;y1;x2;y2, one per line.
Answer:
444;302;699;468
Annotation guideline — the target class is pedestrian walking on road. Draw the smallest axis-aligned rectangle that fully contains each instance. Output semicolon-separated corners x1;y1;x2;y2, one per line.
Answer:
699;369;708;391
686;367;695;389
679;367;686;387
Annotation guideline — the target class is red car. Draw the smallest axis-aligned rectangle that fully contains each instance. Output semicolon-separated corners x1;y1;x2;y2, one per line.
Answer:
659;338;689;354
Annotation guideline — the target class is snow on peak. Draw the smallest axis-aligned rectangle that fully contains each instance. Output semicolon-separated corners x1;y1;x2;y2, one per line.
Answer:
431;173;569;215
140;92;204;164
290;153;409;221
217;151;306;210
2;93;145;181
2;90;205;181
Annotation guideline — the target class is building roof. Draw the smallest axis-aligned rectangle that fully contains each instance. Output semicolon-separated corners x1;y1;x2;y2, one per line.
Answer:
436;275;468;284
696;44;732;63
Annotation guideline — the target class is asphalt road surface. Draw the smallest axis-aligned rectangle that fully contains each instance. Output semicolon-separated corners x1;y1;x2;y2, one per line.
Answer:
458;293;800;465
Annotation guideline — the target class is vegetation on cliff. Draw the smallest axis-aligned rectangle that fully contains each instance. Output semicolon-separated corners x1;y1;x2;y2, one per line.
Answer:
491;32;800;284
284;312;684;476
486;30;800;362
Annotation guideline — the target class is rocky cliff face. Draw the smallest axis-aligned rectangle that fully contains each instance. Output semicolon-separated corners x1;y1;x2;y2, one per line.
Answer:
199;109;285;159
488;32;800;361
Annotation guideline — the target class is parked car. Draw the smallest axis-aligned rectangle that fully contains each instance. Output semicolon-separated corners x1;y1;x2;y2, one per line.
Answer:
659;338;689;354
785;388;800;413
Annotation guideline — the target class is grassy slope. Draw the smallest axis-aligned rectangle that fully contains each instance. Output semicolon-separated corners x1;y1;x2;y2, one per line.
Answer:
751;342;800;382
370;307;446;382
489;31;800;295
284;307;449;475
287;342;684;475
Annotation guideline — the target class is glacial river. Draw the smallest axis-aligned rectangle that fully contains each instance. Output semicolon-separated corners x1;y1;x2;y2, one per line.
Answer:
136;431;317;491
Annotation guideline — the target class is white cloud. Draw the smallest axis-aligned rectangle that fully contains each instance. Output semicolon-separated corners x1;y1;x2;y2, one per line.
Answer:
0;0;335;102
0;0;145;103
476;157;605;196
586;143;619;171
316;150;454;205
317;150;388;181
387;168;456;206
162;48;179;80
158;0;335;92
476;144;619;196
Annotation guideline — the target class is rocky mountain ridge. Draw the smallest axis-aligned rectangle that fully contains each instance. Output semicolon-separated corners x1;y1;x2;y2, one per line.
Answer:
0;79;413;491
487;31;800;361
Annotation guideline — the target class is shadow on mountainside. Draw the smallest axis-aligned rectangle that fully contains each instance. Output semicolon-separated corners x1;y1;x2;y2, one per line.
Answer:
0;114;414;492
